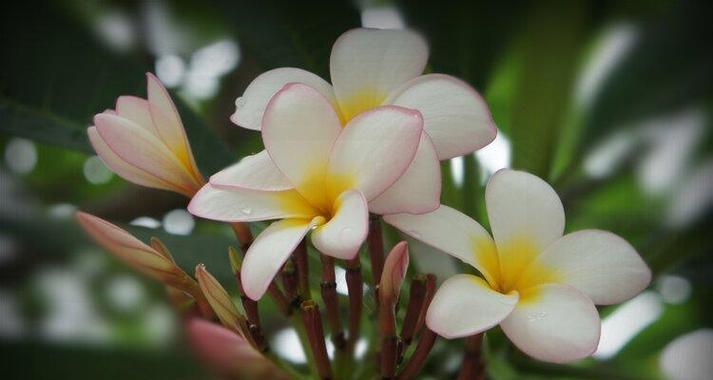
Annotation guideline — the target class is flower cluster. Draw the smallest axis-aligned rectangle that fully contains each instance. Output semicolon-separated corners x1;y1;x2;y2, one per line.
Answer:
77;28;650;379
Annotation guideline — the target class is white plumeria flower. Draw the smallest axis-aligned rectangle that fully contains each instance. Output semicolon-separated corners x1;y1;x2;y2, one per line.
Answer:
228;28;496;214
88;73;204;197
385;169;651;363
188;83;425;300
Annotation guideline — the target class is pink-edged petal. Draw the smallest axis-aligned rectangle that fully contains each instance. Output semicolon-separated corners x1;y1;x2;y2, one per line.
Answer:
262;83;342;207
386;74;497;160
528;230;651;305
380;241;410;302
426;274;518;339
500;284;600;363
210;150;292;192
330;28;428;121
311;190;368;260
115;96;157;135
384;206;499;284
326;105;423;201
93;113;199;194
242;218;318;300
369;133;441;215
188;184;317;223
486;169;565;253
88;127;178;192
231;67;336;131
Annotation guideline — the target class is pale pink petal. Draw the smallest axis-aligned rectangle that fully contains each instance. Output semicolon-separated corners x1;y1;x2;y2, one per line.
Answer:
93;113;199;194
426;274;518;339
242;218;317;300
210;150;292;191
188;184;317;222
368;133;441;215
330;28;428;121
115;96;157;135
88;127;179;192
380;241;410;302
310;190;368;260
528;230;651;305
486;169;565;253
386;74;496;160
326;105;423;201
384;206;499;284
500;284;600;363
231;67;336;130
262;83;342;207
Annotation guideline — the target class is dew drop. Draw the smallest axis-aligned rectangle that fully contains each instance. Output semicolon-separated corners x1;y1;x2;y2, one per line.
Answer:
235;97;246;109
241;207;252;215
527;311;547;322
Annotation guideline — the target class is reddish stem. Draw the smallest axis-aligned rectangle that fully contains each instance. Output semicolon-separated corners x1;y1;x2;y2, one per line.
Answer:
367;216;385;286
456;334;485;380
301;300;332;380
397;329;438;380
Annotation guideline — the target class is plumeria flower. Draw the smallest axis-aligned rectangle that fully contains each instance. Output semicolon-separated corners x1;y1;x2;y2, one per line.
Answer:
88;73;204;197
228;28;496;214
189;83;425;300
385;169;651;363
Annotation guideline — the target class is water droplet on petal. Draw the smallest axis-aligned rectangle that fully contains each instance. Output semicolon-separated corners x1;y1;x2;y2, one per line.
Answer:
235;97;246;109
527;311;547;322
241;207;252;215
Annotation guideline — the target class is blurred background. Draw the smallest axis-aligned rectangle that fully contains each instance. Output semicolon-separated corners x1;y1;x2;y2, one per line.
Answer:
1;0;712;379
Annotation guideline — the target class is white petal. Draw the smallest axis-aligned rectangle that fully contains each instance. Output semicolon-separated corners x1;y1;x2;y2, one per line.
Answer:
426;274;518;339
369;133;441;215
384;206;499;284
326;106;423;201
529;230;651;305
330;28;428;121
311;190;369;260
231;67;336;130
115;96;157;135
146;73;194;161
188;184;317;222
262;83;342;207
500;284;600;363
387;74;497;160
210;150;292;191
242;218;317;300
486;169;565;253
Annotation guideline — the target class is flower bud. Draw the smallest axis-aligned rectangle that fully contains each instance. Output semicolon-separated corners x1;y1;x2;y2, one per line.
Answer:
88;73;204;197
380;241;410;304
195;264;244;334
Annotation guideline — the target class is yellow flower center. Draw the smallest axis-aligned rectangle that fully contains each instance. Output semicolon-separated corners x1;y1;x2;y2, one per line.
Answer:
473;236;559;303
337;88;387;125
278;166;357;222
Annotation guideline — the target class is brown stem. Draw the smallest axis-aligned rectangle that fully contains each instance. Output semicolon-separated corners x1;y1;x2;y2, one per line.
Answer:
397;329;437;380
400;275;427;347
415;274;436;335
235;270;261;328
320;255;345;350
456;334;485;380
367;215;385;286
379;285;398;378
295;241;311;300
345;255;363;351
231;222;253;253
301;300;332;380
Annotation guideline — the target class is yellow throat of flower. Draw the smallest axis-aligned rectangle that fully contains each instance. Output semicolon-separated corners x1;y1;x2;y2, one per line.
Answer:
337;88;387;125
474;236;559;303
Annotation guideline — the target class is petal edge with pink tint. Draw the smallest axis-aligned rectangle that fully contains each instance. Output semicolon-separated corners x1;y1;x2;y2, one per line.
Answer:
311;190;369;260
210;150;293;192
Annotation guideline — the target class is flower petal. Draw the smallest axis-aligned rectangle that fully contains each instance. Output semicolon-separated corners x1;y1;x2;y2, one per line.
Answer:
231;67;336;131
368;133;441;215
262;83;342;207
242;218;317;300
330;28;428;121
426;274;518;339
88;127;178;192
384;205;499;284
115;96;157;135
326;105;423;201
380;241;410;302
486;169;565;253
387;74;496;160
146;73;189;149
93;113;199;194
188;184;317;222
528;230;651;305
311;190;369;260
500;284;600;363
210;150;292;192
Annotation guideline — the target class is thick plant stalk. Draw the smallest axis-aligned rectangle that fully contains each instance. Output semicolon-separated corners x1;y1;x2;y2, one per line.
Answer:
345;255;363;351
229;247;260;328
320;255;345;350
367;216;385;286
456;334;485;380
301;300;332;380
400;275;427;346
282;260;299;307
397;329;438;380
295;241;311;300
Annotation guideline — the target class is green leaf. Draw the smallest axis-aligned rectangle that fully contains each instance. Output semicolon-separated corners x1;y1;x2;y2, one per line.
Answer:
217;0;361;78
